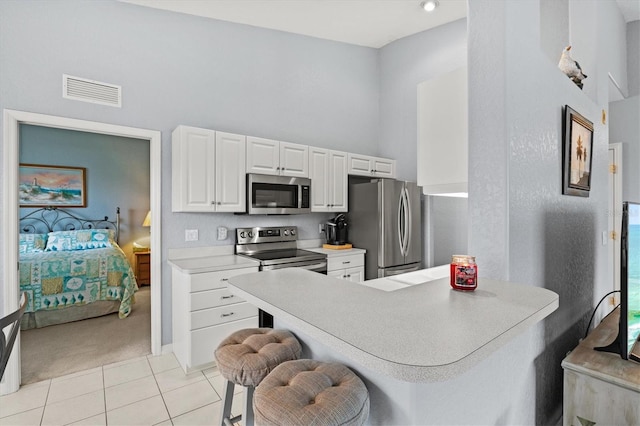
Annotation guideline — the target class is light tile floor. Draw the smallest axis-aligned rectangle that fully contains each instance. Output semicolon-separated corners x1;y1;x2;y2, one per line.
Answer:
0;353;244;426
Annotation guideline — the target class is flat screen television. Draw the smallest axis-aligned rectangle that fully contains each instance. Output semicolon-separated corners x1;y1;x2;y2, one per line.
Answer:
596;201;640;361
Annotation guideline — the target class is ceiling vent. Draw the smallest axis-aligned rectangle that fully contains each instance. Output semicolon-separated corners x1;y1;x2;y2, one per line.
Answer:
62;74;122;107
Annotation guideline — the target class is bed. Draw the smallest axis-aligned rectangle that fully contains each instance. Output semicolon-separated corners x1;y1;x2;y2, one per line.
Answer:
19;207;138;329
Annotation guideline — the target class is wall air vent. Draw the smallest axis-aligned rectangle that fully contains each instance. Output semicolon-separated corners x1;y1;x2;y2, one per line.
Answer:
62;74;122;107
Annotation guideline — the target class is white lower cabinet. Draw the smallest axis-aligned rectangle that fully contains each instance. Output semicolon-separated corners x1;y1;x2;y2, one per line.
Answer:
172;266;259;372
326;253;365;283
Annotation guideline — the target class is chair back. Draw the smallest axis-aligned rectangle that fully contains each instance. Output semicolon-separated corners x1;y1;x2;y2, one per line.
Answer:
0;293;28;381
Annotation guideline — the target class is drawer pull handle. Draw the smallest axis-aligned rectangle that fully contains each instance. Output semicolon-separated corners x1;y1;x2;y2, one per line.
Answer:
221;295;235;300
221;312;235;318
221;278;229;282
342;261;351;264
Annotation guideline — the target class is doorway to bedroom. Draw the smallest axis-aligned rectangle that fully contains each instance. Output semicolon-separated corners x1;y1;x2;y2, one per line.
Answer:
18;124;152;384
2;109;162;395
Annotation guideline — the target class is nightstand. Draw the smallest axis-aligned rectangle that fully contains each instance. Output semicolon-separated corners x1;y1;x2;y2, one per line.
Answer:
134;251;151;286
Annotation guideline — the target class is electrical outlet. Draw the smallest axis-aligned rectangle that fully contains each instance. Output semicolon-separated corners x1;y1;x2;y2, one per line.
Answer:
217;226;228;240
185;229;199;241
319;223;325;234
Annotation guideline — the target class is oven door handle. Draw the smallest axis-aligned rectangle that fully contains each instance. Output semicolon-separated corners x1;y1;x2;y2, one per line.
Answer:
296;261;328;273
261;261;327;273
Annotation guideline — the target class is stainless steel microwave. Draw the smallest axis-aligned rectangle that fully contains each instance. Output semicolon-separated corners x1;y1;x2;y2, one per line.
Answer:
247;174;311;214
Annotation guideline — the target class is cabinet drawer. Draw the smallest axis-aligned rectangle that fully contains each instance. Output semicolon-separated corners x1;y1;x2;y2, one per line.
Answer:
137;255;150;265
190;267;258;292
191;302;258;330
138;264;150;274
191;288;244;311
191;316;258;368
328;254;364;271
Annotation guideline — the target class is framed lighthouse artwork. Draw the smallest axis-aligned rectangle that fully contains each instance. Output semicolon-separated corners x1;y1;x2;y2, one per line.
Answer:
19;164;87;207
562;105;594;197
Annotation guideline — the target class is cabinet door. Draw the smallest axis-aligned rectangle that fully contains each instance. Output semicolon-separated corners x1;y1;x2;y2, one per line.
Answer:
328;269;346;280
246;136;279;175
280;141;309;177
329;150;348;211
309;147;330;212
372;158;396;178
346;267;365;283
172;126;216;212
215;132;246;212
347;153;372;176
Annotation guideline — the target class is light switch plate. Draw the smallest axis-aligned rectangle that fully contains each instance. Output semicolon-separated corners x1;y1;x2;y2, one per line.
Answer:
185;229;199;241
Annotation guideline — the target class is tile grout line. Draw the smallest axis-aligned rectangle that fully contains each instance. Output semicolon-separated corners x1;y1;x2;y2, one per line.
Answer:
150;355;173;424
102;365;107;426
39;380;52;426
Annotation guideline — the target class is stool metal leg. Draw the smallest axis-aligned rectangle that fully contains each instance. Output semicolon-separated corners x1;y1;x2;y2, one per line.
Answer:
242;386;255;426
219;380;235;426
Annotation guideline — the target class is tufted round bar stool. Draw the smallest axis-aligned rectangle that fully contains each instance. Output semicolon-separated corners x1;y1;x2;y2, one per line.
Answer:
253;359;370;426
214;328;302;426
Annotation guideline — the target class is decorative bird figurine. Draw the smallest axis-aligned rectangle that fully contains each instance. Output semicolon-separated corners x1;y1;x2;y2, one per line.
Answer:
559;45;587;89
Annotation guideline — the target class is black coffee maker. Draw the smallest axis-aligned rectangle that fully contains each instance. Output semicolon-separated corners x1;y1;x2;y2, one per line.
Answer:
326;214;348;245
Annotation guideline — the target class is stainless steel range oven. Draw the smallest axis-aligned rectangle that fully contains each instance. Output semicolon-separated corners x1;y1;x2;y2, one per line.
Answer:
235;226;327;326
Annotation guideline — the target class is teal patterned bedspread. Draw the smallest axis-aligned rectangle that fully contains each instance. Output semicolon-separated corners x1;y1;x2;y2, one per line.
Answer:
19;244;138;319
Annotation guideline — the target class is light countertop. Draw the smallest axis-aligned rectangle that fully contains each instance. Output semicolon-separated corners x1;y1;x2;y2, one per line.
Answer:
168;255;259;274
227;268;559;382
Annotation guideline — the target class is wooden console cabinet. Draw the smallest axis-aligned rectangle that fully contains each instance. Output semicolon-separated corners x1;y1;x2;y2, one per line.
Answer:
561;308;640;425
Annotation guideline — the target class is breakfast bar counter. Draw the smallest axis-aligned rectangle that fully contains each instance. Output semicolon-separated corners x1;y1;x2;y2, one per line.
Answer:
227;268;559;424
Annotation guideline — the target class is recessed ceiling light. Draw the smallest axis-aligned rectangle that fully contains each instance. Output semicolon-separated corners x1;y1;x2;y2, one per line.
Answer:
420;0;440;12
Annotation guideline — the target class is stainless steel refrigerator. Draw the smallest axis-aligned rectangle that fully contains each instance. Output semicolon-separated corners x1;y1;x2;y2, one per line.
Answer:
348;179;422;280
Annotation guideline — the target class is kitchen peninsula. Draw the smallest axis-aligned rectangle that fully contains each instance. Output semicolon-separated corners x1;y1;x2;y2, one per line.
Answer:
227;268;559;424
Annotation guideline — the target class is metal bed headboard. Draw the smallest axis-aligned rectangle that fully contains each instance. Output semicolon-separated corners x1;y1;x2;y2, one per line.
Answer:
19;207;121;243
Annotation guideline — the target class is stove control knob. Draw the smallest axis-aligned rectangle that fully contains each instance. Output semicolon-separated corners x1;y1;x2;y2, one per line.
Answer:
283;230;289;236
248;231;254;238
240;231;246;238
290;229;296;236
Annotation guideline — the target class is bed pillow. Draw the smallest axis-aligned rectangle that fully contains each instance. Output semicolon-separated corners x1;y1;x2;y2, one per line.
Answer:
19;233;47;254
45;229;113;251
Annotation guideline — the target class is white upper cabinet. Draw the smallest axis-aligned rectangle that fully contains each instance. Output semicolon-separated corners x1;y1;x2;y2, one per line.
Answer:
417;66;468;195
215;132;247;212
309;147;348;212
172;125;246;212
279;141;309;177
347;153;396;178
246;137;309;177
245;136;279;175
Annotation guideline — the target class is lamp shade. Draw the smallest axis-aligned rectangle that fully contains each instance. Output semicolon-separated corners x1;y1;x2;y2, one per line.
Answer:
142;210;151;227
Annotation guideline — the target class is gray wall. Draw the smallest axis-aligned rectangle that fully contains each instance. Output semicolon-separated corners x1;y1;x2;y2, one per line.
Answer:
378;18;467;181
610;95;640;202
609;19;640;204
0;0;379;344
467;0;633;423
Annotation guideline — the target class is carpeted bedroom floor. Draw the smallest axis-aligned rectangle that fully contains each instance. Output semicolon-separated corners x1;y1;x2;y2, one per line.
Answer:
20;286;151;385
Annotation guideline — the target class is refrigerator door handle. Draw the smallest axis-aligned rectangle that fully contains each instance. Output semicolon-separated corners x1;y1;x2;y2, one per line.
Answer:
397;191;405;256
404;186;412;256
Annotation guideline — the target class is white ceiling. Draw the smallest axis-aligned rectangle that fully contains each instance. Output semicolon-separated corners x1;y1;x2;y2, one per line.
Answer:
120;0;468;48
121;0;638;48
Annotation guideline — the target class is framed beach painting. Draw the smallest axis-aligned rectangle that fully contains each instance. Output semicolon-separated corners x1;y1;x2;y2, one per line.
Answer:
19;164;86;207
562;105;594;197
